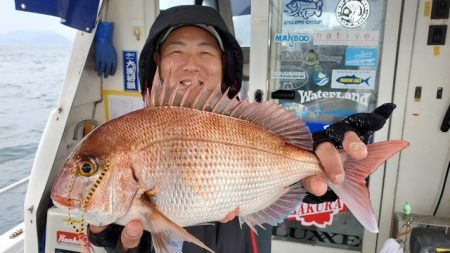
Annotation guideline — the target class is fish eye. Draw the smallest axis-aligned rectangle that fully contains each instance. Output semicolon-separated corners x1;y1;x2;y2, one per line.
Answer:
78;160;97;177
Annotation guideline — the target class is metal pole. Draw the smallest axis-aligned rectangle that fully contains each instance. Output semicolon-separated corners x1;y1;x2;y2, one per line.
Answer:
0;177;30;195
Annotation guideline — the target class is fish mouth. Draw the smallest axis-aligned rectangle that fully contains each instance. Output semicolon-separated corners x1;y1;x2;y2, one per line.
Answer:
51;193;81;209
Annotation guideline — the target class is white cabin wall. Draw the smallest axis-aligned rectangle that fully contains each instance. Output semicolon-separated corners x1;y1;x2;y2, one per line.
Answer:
376;0;420;250
392;0;450;218
370;0;405;249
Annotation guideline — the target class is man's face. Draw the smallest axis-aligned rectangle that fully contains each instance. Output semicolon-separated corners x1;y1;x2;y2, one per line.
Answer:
155;26;223;92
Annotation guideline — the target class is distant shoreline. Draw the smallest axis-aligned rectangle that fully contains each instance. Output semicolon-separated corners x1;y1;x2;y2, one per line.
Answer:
0;44;73;48
0;30;73;47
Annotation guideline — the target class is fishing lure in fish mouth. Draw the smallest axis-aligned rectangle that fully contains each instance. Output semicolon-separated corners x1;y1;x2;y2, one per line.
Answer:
51;66;408;253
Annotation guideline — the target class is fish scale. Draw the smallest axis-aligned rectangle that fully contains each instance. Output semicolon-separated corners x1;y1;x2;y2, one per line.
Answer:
124;118;323;228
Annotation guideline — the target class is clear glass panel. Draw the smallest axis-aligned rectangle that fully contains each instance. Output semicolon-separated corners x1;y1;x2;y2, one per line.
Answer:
230;0;251;98
231;0;251;47
268;0;387;124
268;0;388;251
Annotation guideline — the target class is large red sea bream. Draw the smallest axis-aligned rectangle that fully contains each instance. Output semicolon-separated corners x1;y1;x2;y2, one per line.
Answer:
51;71;408;253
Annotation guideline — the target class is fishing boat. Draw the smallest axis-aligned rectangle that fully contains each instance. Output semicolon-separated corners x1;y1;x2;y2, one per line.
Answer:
0;0;449;252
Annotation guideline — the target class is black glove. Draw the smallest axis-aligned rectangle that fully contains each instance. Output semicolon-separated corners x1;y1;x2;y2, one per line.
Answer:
312;103;396;150
303;103;396;204
88;224;153;253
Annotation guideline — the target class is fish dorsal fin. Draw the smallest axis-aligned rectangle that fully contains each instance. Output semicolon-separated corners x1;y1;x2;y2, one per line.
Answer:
145;68;313;150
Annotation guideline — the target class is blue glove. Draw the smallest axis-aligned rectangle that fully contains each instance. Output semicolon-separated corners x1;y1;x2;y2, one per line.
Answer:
94;22;117;78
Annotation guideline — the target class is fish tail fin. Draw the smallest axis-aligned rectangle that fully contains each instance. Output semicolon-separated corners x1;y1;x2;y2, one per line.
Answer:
141;198;215;253
327;140;408;233
364;77;371;85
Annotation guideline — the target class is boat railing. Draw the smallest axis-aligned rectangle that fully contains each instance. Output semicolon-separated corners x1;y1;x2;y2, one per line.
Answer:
0;177;29;195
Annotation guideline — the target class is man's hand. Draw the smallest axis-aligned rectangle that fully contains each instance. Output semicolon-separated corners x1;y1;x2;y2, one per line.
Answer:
304;131;367;196
89;220;144;252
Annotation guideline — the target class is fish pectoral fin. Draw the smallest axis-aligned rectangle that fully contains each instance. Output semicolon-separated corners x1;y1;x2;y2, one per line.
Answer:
140;198;215;253
240;183;306;234
221;207;240;223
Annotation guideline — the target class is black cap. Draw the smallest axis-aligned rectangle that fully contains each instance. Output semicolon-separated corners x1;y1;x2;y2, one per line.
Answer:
139;5;244;98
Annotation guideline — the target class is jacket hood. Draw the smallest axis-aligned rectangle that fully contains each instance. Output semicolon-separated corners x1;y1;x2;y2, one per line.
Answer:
139;5;243;98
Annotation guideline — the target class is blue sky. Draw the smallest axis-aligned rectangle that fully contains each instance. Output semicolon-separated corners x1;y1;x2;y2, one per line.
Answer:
0;0;76;39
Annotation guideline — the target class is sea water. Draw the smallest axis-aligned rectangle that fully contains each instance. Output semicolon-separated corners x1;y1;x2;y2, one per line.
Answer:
0;46;70;234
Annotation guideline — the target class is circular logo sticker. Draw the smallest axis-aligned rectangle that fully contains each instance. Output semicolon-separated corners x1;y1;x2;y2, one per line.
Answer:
313;71;330;87
336;0;370;28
